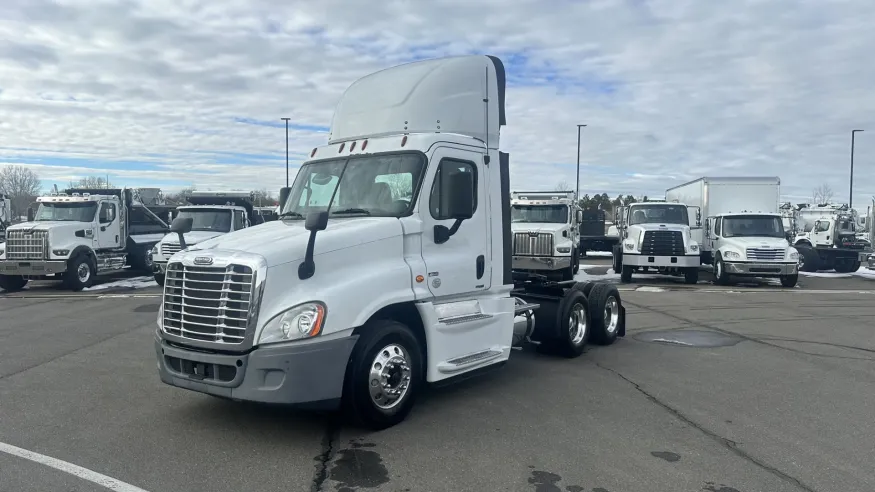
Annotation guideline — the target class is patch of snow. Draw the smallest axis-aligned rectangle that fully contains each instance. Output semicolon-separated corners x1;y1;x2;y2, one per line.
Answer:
83;276;158;291
635;286;666;292
800;266;875;279
582;251;613;257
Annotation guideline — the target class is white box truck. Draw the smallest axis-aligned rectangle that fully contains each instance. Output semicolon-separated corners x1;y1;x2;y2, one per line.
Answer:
665;177;799;287
153;54;629;430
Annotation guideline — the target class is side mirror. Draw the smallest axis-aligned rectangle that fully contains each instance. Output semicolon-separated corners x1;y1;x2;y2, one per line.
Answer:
278;187;292;211
576;210;584;223
446;171;474;220
299;210;329;280
305;210;329;232
170;216;193;250
27;208;35;222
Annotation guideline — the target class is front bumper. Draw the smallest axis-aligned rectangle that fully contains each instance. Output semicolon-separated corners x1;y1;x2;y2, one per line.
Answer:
153;261;166;274
868;255;875;270
623;253;700;268
154;334;358;408
512;255;572;271
724;261;798;276
0;260;67;276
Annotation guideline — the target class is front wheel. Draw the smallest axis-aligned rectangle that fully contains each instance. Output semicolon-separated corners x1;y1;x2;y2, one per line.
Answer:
780;274;798;288
684;268;699;284
154;273;165;287
620;265;633;283
342;319;423;430
0;274;28;292
63;254;95;291
714;257;730;285
572;249;580;275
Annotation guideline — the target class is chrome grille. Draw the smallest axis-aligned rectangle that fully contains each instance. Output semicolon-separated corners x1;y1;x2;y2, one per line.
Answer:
5;230;48;260
513;232;554;256
161;243;182;256
162;262;254;344
641;230;685;256
746;248;785;261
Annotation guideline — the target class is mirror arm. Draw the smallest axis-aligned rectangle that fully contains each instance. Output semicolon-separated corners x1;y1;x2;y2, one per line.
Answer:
434;219;464;245
176;232;187;250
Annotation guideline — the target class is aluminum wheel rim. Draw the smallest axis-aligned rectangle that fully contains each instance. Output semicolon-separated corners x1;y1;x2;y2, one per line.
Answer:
77;263;91;282
797;255;804;269
569;303;587;345
604;296;620;334
368;344;412;410
716;261;722;278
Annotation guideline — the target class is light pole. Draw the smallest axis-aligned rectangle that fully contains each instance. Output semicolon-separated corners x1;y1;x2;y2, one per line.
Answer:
576;124;587;200
850;129;864;208
281;117;291;187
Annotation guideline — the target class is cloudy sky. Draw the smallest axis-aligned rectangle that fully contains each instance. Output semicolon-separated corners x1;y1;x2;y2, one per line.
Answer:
1;0;873;205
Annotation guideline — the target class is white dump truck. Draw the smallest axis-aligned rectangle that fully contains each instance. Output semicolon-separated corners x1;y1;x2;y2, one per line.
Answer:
150;191;257;286
510;190;582;280
611;200;701;284
153;54;628;430
0;188;172;291
665;177;799;287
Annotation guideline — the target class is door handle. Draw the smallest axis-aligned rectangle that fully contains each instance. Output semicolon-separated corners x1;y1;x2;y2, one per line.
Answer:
100;226;106;231
476;255;485;279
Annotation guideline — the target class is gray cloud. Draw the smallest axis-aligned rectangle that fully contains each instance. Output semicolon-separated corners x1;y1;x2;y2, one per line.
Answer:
0;0;873;203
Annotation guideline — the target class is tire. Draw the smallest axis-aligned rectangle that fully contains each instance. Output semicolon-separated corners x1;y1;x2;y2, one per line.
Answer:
684;268;699;284
572;281;594;298
63;254;95;291
342;319;423;430
620;265;633;283
713;256;730;285
611;246;623;274
588;283;622;346
550;289;590;358
833;259;859;273
797;247;820;273
130;248;153;273
154;273;165;287
780;274;798;288
0;274;28;292
572;249;580;275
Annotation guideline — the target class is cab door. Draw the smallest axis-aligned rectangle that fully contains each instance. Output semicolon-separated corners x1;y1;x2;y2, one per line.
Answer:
96;201;120;249
419;146;490;299
811;220;831;246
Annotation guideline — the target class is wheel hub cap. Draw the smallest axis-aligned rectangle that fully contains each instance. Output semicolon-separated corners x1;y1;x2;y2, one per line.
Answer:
604;296;619;334
369;344;412;410
77;264;90;282
569;303;587;345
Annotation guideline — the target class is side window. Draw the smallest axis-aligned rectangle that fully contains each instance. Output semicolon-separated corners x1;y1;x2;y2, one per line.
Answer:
815;221;830;232
715;217;722;236
99;202;115;223
429;158;477;220
233;210;245;230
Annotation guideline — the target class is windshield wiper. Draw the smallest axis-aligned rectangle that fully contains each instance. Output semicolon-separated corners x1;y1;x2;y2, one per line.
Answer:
330;208;371;216
278;211;304;219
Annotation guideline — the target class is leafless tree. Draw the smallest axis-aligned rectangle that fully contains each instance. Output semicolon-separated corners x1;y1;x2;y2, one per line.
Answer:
555;180;573;192
0;165;42;218
253;188;276;206
812;184;834;204
69;176;112;189
164;186;197;205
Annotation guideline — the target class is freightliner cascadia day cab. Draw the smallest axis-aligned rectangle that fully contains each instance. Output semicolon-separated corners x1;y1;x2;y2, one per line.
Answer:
665;177;799;287
153;55;628;429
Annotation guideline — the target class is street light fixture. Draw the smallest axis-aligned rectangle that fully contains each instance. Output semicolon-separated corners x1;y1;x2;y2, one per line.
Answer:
281;117;291;187
576;124;587;200
850;129;864;208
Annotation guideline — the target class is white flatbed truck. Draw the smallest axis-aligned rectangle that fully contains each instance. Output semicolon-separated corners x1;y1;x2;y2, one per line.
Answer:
153;54;628;429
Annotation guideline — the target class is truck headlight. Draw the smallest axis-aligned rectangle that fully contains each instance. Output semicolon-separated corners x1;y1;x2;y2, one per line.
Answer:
624;241;634;251
723;251;741;260
557;246;571;253
258;302;326;345
52;249;70;256
151;245;159;255
788;251;799;260
688;244;699;252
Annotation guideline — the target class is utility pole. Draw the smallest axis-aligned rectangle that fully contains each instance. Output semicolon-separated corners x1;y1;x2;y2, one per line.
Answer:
850;129;864;208
281;117;291;187
576;124;587;200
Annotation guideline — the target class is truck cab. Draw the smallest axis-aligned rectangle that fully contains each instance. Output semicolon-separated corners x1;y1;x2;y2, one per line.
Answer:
510;191;582;280
153;54;627;430
611;201;701;284
150;191;255;285
705;212;799;286
0;193;11;241
0;188;168;291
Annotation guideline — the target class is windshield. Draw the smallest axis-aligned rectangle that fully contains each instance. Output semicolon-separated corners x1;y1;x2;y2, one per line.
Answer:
281;153;425;218
629;204;689;225
35;202;97;222
511;205;568;224
723;215;785;238
175;209;232;233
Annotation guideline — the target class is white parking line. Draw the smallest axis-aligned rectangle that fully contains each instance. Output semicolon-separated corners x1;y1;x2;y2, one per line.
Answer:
0;442;151;492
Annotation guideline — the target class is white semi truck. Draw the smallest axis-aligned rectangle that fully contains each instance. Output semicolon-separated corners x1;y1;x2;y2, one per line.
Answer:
153;54;628;430
150;191;257;286
510;190;582;280
611;200;701;284
0;188;172;291
665;177;799;287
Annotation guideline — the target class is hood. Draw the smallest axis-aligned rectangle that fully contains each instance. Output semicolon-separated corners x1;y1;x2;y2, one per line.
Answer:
722;236;789;249
8;221;90;242
189;217;403;267
161;230;225;245
511;222;567;234
629;223;690;232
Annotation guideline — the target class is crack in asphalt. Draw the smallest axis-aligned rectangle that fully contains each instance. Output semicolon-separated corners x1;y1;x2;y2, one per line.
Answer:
310;417;340;492
596;362;819;492
623;300;875;362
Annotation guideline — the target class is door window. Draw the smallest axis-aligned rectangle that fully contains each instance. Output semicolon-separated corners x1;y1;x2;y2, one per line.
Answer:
233;210;245;230
814;221;830;233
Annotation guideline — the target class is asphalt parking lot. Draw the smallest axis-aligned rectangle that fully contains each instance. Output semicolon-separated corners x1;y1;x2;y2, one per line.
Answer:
2;262;875;492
